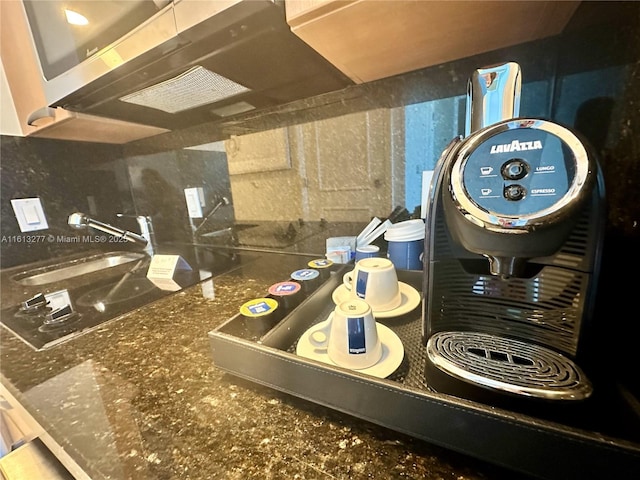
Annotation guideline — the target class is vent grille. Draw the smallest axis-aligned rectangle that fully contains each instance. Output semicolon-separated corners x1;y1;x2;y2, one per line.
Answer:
430;261;587;355
426;331;592;400
119;66;251;114
426;188;600;357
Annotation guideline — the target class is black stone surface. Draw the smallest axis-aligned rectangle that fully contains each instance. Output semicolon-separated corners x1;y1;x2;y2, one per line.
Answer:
1;251;531;480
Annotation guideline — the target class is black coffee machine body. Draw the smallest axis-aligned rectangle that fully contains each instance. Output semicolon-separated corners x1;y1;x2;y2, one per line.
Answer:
422;62;606;406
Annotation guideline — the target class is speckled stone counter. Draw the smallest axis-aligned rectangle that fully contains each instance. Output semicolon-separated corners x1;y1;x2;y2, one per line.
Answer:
1;251;523;480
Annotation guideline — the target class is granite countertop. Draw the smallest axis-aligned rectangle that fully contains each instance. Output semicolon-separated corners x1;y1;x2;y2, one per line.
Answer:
0;250;521;480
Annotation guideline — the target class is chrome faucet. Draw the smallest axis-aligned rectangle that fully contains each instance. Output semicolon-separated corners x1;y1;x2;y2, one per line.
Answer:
192;196;230;235
116;213;155;255
68;212;155;255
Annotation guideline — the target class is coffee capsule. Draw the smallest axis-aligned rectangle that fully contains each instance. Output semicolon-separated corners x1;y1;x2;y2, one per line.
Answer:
268;281;303;312
290;268;320;293
239;297;280;336
308;258;334;280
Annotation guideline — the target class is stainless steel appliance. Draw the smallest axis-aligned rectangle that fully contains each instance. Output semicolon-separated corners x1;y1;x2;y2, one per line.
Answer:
20;0;353;129
422;62;605;405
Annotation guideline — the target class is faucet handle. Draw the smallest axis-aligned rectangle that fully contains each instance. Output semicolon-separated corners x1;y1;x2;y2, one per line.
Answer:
137;216;154;235
116;213;152;228
117;213;155;255
117;213;152;224
68;212;89;228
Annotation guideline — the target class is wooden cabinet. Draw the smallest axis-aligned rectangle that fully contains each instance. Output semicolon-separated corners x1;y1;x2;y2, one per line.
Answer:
286;0;581;83
1;63;21;137
0;1;169;143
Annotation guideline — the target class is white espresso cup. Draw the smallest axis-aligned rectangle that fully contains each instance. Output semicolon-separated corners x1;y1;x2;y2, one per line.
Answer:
309;299;382;369
342;257;402;312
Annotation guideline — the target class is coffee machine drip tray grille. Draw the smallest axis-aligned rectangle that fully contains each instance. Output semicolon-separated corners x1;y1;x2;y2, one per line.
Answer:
426;331;593;401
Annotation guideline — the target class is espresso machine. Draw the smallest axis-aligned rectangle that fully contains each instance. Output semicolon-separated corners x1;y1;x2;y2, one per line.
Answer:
422;62;606;406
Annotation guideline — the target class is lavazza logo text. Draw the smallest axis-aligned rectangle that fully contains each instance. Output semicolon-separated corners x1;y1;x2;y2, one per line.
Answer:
490;139;543;154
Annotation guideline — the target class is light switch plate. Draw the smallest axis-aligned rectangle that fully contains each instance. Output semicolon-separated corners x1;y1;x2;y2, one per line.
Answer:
10;198;49;232
184;187;204;218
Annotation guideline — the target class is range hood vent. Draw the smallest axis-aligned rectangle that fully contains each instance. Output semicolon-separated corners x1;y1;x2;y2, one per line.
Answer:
46;1;353;131
119;66;251;114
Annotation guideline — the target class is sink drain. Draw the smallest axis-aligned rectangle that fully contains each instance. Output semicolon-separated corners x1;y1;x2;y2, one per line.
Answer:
426;331;592;400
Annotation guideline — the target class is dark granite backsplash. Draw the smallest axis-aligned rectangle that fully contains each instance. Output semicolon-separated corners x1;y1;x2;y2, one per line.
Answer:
0;140;234;268
125;147;234;244
0;137;132;267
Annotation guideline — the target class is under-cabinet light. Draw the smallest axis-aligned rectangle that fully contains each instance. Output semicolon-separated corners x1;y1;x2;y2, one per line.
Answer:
64;9;88;26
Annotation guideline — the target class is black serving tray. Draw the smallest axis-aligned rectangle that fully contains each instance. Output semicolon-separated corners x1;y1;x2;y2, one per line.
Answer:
209;267;640;479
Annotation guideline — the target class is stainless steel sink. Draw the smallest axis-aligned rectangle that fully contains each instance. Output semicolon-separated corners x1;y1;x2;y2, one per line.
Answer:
1;247;252;350
11;252;146;286
200;224;258;238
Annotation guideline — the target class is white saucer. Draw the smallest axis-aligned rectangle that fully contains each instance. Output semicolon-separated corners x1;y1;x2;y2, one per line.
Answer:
331;282;421;318
296;318;404;378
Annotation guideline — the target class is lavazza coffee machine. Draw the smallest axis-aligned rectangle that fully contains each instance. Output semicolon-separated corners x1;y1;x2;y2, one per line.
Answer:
422;62;606;409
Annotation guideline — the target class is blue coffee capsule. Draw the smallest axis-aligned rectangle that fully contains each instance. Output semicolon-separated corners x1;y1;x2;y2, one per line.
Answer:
291;268;320;293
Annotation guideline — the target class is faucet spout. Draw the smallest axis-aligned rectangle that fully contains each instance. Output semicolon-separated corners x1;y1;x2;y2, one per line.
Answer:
193;196;230;235
68;212;150;251
117;214;155;255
